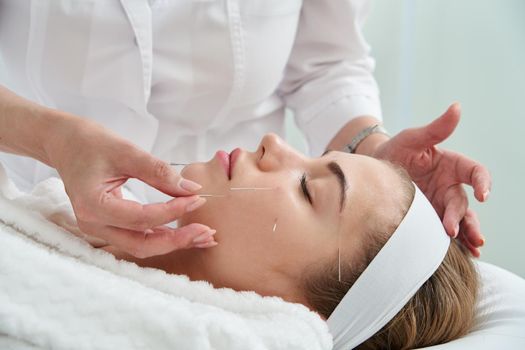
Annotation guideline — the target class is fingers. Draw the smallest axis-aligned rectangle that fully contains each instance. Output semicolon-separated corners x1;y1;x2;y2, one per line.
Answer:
454;209;483;258
442;184;468;238
454;156;492;202
458;235;481;258
91;194;207;231
441;183;485;259
459;209;485;247
79;222;218;258
110;186;123;199
124;149;202;197
403;103;461;149
192;229;220;248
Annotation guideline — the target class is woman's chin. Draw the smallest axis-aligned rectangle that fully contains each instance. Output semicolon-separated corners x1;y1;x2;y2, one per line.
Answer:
178;210;213;230
180;161;220;183
180;163;202;183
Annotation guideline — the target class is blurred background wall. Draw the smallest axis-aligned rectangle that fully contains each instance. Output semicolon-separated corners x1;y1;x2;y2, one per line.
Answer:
287;0;525;277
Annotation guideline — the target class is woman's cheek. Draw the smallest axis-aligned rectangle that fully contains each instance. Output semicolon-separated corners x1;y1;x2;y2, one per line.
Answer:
178;193;266;233
179;184;297;241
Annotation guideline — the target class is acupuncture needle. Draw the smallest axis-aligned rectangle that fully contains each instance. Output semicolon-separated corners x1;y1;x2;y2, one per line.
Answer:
230;187;274;191
170;163;274;196
338;245;342;282
197;188;275;198
338;217;342;282
199;188;273;197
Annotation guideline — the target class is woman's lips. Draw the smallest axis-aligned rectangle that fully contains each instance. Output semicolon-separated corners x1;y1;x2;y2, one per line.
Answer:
229;148;241;178
215;150;231;179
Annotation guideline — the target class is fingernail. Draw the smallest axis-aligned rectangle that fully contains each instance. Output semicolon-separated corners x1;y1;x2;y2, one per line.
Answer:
453;224;459;238
479;236;485;246
195;241;219;248
179;178;202;192
144;229;154;235
186;197;206;213
482;190;490;201
192;229;216;243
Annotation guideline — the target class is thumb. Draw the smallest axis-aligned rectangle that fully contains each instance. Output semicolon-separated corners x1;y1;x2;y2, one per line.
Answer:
405;103;461;148
125;150;202;197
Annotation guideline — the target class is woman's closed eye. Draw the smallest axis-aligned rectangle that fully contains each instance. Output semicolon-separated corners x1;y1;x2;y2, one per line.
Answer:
300;173;313;205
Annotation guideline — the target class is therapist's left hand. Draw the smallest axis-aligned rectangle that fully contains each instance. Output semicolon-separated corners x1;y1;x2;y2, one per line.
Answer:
372;103;491;257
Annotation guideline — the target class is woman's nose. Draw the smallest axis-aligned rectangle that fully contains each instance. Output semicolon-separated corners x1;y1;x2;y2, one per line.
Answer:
257;133;300;171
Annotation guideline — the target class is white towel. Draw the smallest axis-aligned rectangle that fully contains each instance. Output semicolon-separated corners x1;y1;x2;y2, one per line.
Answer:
0;163;332;350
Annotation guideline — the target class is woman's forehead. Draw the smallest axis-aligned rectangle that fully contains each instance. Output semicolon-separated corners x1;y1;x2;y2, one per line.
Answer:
332;155;403;242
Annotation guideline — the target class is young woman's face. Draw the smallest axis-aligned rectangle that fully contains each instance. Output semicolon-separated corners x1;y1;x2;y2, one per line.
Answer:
179;134;404;304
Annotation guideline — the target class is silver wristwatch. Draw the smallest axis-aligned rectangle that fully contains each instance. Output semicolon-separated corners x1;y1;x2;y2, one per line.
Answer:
344;124;390;154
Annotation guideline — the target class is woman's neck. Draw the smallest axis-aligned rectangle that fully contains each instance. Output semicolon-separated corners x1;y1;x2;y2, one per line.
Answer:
104;245;311;309
103;246;210;282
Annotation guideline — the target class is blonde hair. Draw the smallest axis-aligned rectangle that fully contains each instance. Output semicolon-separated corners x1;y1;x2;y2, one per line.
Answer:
301;163;479;349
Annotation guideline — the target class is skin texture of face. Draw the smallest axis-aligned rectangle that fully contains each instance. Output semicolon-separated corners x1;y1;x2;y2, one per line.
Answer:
126;134;406;310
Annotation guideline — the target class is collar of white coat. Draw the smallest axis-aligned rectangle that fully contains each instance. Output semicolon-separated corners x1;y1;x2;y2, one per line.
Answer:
119;0;153;102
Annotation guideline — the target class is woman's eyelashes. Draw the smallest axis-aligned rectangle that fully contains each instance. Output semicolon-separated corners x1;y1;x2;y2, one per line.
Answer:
300;173;313;205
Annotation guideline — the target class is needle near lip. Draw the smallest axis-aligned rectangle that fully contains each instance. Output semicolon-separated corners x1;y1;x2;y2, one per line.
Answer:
229;187;274;191
197;187;274;197
196;187;274;197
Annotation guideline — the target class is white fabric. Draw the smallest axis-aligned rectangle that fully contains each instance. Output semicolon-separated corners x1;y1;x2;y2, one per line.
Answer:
0;0;381;203
1;164;525;349
417;262;525;349
0;163;332;350
327;185;451;349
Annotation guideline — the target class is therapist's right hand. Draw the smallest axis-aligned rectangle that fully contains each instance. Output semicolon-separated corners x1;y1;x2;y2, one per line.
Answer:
46;116;217;258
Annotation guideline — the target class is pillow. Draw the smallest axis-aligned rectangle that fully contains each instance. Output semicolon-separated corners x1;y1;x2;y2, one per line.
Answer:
417;261;525;349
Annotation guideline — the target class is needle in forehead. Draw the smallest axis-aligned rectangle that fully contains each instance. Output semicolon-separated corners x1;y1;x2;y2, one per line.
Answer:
337;211;344;282
338;238;342;282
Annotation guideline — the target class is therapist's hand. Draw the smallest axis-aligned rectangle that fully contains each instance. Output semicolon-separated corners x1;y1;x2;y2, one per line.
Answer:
372;103;491;257
46;116;217;258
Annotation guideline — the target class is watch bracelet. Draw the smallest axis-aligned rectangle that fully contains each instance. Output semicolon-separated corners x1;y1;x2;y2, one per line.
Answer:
344;124;389;154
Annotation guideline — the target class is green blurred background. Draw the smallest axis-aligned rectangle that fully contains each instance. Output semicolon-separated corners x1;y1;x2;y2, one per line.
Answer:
286;0;525;277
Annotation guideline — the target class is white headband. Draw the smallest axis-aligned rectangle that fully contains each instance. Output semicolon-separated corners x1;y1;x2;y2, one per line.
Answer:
327;184;450;349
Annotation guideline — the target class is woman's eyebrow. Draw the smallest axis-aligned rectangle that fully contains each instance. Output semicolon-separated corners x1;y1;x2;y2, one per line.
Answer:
327;161;347;212
321;150;347;211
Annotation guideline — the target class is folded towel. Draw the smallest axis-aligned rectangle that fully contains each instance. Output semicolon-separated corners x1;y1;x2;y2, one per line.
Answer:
0;163;332;350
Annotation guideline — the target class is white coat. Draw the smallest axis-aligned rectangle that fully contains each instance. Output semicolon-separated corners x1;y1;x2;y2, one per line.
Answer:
0;0;381;202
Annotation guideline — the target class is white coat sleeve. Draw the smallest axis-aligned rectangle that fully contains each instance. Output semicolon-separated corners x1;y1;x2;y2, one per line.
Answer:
277;0;382;156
